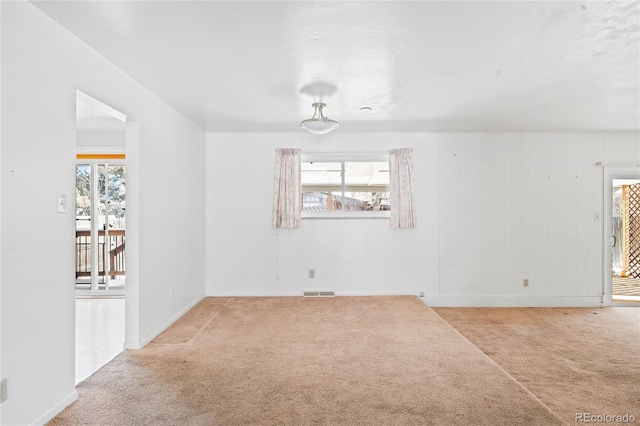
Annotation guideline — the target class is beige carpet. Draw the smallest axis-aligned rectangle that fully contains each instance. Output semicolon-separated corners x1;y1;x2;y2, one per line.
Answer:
434;307;640;425
49;296;562;425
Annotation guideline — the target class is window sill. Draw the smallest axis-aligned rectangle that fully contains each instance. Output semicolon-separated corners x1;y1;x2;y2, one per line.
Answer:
302;211;391;220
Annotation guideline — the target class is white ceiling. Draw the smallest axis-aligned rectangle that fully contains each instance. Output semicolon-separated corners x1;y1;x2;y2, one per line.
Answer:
32;1;640;133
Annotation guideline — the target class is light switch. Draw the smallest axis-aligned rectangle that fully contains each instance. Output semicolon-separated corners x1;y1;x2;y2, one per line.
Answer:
56;192;67;213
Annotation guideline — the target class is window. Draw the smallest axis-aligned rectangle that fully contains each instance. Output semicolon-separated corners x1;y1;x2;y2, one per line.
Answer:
301;154;390;218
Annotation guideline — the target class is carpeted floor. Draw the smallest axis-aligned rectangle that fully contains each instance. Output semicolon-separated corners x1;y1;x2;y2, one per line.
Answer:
434;306;640;425
49;297;563;425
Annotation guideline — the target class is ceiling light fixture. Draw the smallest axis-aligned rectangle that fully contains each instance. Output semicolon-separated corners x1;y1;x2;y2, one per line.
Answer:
300;102;338;135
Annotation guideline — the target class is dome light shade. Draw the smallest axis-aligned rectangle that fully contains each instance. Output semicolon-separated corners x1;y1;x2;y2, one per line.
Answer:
301;102;338;135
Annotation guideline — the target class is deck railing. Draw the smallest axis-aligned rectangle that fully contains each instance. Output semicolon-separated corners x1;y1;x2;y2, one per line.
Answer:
75;229;125;279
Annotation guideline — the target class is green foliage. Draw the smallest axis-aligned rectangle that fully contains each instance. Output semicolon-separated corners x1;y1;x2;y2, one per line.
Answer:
76;164;126;221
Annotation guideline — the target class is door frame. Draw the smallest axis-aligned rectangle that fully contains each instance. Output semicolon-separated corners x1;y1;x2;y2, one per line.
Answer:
75;161;126;297
602;163;640;306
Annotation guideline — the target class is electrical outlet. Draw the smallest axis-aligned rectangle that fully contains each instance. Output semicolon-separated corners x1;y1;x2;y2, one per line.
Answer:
1;378;7;403
308;269;315;279
419;291;425;297
170;289;174;300
523;278;529;288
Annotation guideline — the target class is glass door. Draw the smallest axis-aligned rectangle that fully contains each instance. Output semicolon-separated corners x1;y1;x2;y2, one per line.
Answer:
611;180;640;303
75;163;126;295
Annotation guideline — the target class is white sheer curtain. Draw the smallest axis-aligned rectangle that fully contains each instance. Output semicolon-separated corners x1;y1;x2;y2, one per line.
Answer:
272;148;301;229
389;148;416;228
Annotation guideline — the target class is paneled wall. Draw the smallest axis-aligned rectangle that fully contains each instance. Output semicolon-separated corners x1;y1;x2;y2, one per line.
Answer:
205;132;639;305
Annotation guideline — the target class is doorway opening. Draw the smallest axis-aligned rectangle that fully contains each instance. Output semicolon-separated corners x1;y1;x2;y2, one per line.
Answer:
611;179;640;304
75;90;127;383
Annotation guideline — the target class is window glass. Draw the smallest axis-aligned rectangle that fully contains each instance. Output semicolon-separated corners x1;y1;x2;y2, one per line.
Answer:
343;162;390;211
301;162;341;212
301;159;390;214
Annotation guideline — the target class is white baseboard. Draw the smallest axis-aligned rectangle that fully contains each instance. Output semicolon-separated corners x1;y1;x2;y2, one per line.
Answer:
126;294;205;350
207;292;605;307
29;389;78;426
206;292;298;297
206;291;418;298
422;295;604;307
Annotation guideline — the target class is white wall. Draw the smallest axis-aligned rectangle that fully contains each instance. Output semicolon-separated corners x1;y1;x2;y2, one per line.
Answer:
0;2;205;425
205;132;639;305
77;129;126;147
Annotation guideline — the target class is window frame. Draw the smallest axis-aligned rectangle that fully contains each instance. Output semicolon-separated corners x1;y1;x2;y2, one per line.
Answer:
301;152;391;219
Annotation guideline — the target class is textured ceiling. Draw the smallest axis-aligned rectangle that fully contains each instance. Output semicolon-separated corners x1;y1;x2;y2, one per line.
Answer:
32;1;640;132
